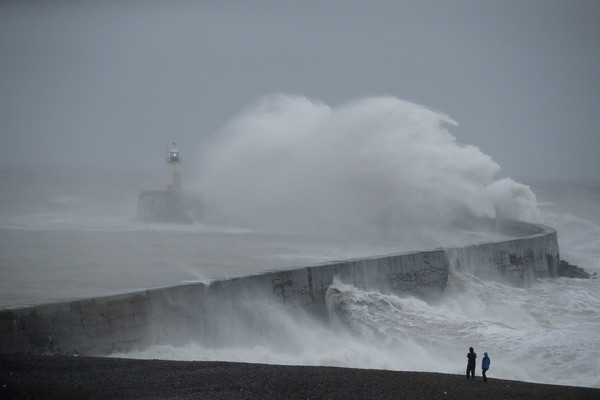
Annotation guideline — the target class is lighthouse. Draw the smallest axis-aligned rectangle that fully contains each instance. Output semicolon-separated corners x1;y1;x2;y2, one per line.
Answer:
166;143;182;191
136;143;202;223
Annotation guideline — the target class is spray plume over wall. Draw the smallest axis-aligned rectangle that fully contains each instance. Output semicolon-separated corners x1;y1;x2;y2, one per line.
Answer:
194;95;541;245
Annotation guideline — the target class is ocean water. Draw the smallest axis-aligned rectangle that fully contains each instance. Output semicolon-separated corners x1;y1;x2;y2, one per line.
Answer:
1;96;598;388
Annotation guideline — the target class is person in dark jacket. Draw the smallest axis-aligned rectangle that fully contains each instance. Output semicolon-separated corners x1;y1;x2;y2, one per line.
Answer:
466;347;477;379
481;352;491;383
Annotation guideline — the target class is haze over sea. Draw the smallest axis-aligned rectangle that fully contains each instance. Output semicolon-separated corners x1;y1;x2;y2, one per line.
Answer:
1;96;598;388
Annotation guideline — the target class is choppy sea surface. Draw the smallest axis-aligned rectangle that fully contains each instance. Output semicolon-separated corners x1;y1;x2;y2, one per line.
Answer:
0;168;598;388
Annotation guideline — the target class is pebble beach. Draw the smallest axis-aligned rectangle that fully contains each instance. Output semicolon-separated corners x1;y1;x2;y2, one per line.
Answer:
1;354;599;399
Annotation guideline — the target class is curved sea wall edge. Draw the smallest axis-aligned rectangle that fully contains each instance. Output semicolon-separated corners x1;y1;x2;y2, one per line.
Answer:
0;219;559;355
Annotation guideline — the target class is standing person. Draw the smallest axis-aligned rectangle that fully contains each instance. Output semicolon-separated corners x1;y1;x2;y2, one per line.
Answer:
466;347;477;379
482;352;491;383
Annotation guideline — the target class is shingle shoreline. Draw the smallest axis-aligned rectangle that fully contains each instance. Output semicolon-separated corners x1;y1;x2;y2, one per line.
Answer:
1;354;598;399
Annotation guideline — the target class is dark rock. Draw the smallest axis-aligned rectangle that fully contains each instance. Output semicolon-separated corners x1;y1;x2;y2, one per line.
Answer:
558;260;591;279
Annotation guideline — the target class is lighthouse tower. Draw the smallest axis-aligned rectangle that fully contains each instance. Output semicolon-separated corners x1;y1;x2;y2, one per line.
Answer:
137;142;202;223
166;143;182;191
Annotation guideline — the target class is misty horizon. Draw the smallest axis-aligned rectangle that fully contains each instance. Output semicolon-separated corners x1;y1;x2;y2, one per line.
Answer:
1;1;599;183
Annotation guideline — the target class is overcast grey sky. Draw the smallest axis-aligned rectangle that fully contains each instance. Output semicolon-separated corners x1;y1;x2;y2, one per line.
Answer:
1;0;599;182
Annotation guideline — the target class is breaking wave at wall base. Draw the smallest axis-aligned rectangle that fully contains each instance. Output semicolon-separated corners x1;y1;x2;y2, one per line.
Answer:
112;267;598;388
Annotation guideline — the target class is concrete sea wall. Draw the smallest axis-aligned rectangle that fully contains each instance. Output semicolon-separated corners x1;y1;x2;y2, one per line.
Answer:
0;219;559;355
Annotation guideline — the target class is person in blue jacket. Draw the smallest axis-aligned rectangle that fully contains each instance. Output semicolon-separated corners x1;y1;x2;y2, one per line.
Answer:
466;347;477;379
481;352;491;383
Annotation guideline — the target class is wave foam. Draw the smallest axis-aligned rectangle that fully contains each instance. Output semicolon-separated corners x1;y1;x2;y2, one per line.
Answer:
193;95;541;245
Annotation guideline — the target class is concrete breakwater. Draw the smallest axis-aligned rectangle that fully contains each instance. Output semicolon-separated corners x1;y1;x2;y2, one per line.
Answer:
0;219;559;356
